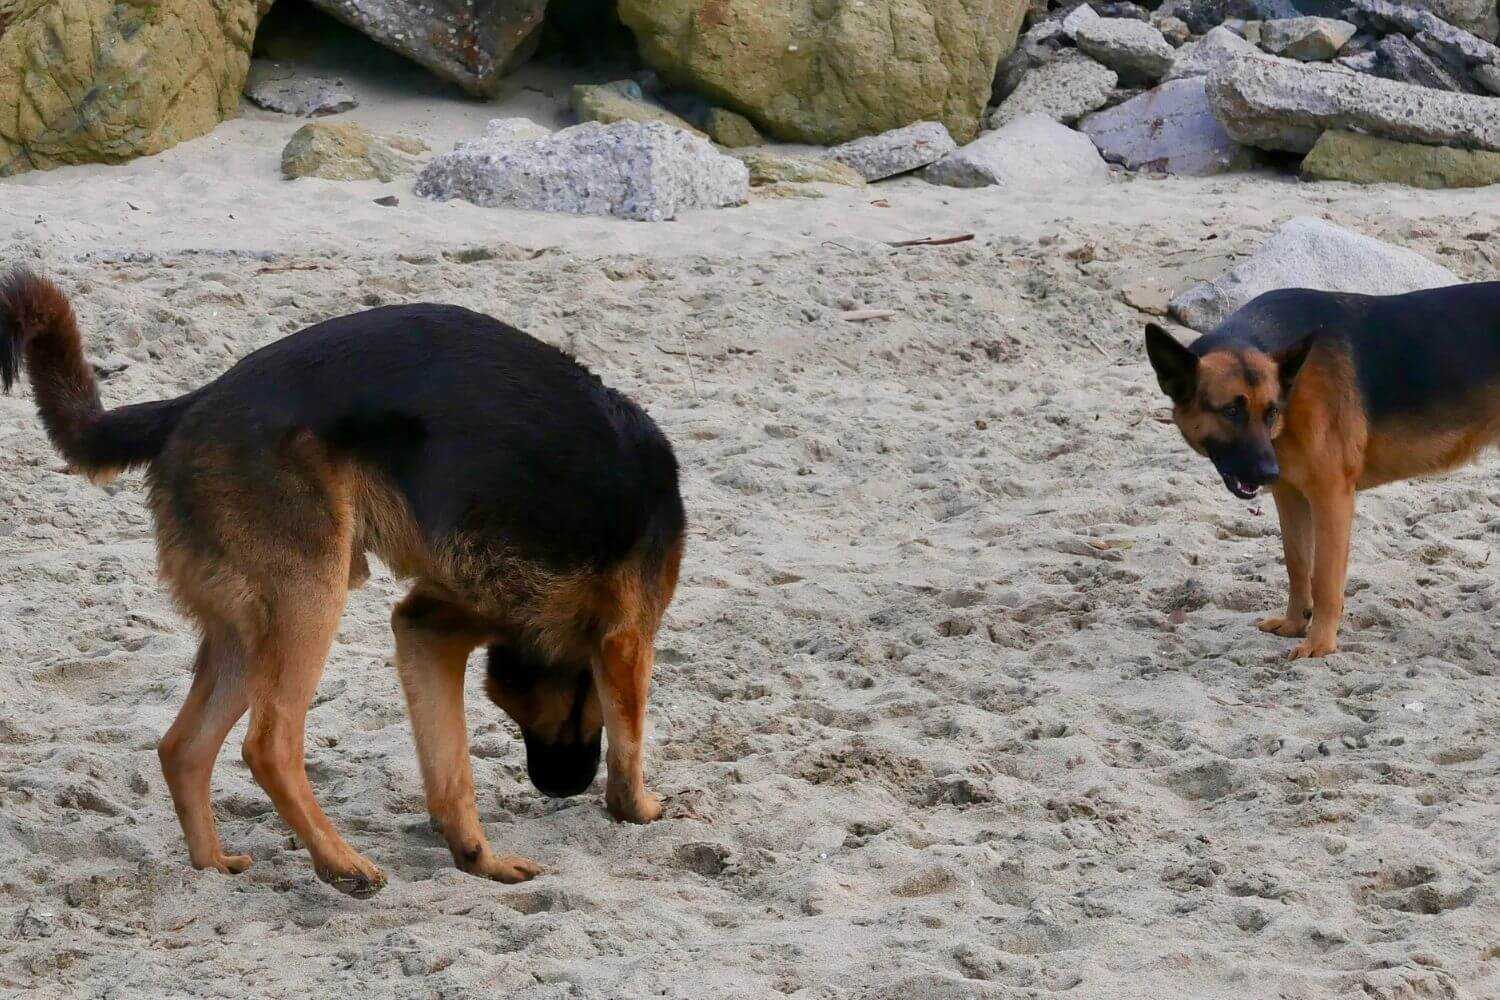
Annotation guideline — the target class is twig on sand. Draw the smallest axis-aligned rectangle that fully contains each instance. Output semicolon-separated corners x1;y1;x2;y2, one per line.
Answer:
887;233;975;248
255;263;325;275
840;308;897;322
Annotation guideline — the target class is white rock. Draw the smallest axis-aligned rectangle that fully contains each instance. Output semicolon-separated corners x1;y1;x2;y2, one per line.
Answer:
243;62;358;117
1165;26;1262;81
923;114;1111;188
1080;77;1255;175
991;51;1120;126
1170;216;1458;331
829;122;958;181
414;121;749;222
1062;4;1102;39
1074;17;1177;84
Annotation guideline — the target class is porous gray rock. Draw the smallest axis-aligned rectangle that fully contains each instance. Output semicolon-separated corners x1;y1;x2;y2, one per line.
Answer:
1165;25;1262;81
1206;55;1500;153
1080;77;1255;174
1477;62;1500;92
1062;4;1101;38
923;113;1110;187
244;62;358;116
829;122;958;181
1258;17;1358;60
1170;216;1458;331
305;0;547;96
991;51;1120;126
1075;17;1177;84
1154;0;1299;34
1346;0;1500;60
414;121;749;222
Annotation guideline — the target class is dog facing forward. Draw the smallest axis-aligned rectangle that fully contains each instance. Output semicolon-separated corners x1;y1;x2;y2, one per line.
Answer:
1147;282;1500;660
1;270;684;896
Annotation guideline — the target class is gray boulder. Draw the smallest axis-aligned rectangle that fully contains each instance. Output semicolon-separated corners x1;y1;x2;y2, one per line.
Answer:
1165;26;1262;81
992;52;1120;126
1346;0;1500;61
829;122;958;181
305;0;547;96
923;113;1111;187
1258;17;1358;60
414;121;749;222
1373;33;1482;91
244;62;358;117
1154;0;1299;35
1477;62;1500;92
1075;17;1177;85
1080;76;1256;174
1062;4;1102;38
1170;216;1458;331
1206;55;1500;152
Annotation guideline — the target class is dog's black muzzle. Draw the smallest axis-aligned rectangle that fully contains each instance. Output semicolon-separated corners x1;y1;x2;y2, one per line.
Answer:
1207;441;1278;500
523;731;602;798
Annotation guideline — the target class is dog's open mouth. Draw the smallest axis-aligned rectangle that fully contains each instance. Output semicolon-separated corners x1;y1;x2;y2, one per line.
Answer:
1221;473;1260;500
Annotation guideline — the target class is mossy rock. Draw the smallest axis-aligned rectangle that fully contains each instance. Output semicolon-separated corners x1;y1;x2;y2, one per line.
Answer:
1301;130;1500;188
0;0;270;175
618;0;1028;145
281;122;426;182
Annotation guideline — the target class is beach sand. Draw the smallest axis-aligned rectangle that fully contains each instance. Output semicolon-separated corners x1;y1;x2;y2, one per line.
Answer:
4;23;1500;1000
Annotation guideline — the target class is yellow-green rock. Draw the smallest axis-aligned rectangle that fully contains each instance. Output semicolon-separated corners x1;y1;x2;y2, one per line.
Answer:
281;122;426;182
1301;130;1500;189
705;108;763;148
0;0;270;176
618;0;1027;145
571;80;703;135
729;148;866;187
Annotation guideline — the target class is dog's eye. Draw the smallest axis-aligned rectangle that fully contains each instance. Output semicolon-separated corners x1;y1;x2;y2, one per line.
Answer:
1222;401;1244;422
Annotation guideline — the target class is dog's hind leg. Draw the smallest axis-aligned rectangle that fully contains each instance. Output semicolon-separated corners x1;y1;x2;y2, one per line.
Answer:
595;628;662;824
1261;483;1313;639
158;627;252;874
240;583;386;897
392;589;542;883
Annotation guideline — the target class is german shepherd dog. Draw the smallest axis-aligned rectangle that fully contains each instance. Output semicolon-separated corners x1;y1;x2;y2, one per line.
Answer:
1;270;684;896
1147;282;1500;660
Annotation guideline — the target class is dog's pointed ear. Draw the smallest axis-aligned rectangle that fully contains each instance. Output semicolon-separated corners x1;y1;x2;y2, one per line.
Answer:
1274;336;1313;394
1145;323;1197;405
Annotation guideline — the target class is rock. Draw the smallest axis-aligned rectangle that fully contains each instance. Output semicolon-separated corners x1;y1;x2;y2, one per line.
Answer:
1301;128;1500;186
1155;0;1299;35
705;109;764;147
1352;0;1498;42
0;0;267;175
1156;16;1194;45
993;51;1120;126
993;50;1034;103
1337;50;1381;72
1373;33;1481;91
281;123;426;182
1165;26;1262;81
414;121;749;222
1258;17;1358;61
617;0;1029;145
923;113;1111;187
243;61;357;116
1080;76;1256;174
1169;216;1459;331
1477;62;1500;92
728;149;867;187
374;195;400;206
1096;1;1153;19
1206;55;1500;153
1062;4;1101;38
1226;18;1266;44
303;0;546;96
1075;17;1177;85
1346;0;1500;61
829;121;958;181
572;80;703;135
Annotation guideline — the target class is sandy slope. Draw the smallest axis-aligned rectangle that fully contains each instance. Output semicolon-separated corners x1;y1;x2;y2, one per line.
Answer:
5;29;1500;1000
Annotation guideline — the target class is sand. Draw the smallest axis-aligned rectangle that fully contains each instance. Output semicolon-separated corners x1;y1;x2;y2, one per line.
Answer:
5;21;1500;1000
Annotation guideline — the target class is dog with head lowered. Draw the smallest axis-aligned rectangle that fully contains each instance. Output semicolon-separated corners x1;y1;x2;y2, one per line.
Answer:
1147;282;1500;660
1;270;684;896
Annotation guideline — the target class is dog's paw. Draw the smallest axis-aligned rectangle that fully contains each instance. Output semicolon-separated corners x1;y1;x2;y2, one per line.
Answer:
195;852;252;875
467;853;544;884
608;790;663;825
1286;636;1337;660
317;855;387;899
1258;616;1308;638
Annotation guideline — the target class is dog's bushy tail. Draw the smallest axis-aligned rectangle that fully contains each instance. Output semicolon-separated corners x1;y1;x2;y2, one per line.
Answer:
1;268;192;482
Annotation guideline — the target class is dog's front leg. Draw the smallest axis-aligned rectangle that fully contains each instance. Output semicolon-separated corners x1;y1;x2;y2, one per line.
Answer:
1288;480;1355;659
595;629;662;824
1260;483;1313;638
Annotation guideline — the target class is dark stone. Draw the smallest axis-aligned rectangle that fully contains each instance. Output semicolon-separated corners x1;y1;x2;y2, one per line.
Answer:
1373;33;1482;91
